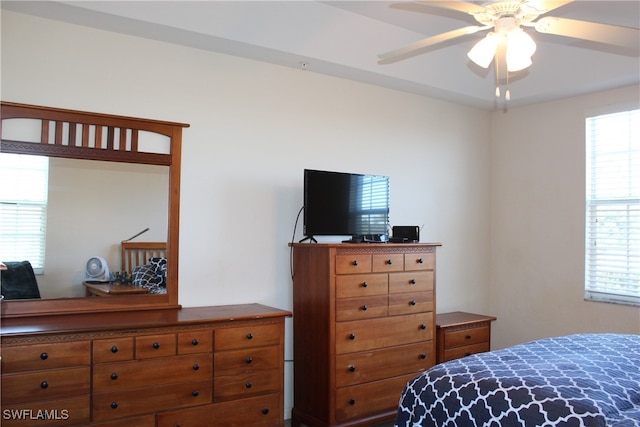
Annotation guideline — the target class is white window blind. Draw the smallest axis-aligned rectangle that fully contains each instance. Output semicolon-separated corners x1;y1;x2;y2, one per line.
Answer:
0;153;49;274
585;109;639;306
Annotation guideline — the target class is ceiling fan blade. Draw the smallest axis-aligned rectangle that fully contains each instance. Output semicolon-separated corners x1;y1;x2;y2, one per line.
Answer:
415;1;489;15
523;0;573;15
535;17;640;51
378;25;489;64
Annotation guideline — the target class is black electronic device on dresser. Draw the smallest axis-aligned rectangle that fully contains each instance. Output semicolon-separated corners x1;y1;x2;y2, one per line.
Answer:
390;225;420;243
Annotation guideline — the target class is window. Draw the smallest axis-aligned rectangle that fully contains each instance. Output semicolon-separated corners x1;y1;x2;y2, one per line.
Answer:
0;153;49;274
585;109;639;306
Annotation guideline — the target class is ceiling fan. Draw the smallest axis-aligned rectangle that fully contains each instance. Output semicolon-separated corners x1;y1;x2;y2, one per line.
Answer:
378;0;639;98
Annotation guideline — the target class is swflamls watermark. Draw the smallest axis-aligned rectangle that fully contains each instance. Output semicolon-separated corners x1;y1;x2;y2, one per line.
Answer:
2;409;70;421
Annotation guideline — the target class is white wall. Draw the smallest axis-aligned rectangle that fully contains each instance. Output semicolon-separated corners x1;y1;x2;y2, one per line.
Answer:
2;11;492;418
490;86;640;349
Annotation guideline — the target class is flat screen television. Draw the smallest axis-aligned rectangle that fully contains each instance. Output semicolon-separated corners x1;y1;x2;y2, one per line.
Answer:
303;169;390;242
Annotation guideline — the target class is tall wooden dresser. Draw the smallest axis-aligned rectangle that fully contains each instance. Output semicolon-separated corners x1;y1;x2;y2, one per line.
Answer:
0;304;290;426
290;242;440;427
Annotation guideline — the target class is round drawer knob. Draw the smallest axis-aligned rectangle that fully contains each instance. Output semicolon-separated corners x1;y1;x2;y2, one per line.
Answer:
191;339;199;346
417;258;424;264
193;364;200;371
349;333;356;340
361;305;368;311
40;352;48;360
420;324;427;330
246;357;253;364
110;402;118;409
192;390;199;397
245;382;253;389
352;260;358;266
410;300;417;306
466;334;472;340
420;353;427;359
348;365;356;372
410;279;416;285
111;346;119;353
247;333;254;340
262;408;270;415
111;373;118;380
40;381;48;389
386;259;392;265
349;398;356;406
361;282;368;288
153;342;160;349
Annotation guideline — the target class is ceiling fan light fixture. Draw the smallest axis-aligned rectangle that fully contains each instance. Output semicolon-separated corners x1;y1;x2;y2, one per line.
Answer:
506;28;536;71
467;32;499;68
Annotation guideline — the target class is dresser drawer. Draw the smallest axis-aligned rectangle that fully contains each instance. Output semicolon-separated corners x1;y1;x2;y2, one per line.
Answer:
92;380;212;421
335;374;415;423
89;414;155;427
93;337;134;363
335;312;433;354
404;252;435;271
178;329;213;354
213;369;281;401
2;367;90;405
388;291;433;316
336;342;432;387
335;254;371;274
336;295;388;321
135;333;176;358
371;253;404;272
215;323;281;351
335;274;388;298
1;341;90;373
157;394;280;427
443;325;490;348
0;395;90;426
214;345;279;374
389;271;434;293
443;342;490;362
93;354;212;392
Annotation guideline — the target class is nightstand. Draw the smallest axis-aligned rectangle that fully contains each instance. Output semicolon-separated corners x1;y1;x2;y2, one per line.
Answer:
436;311;496;363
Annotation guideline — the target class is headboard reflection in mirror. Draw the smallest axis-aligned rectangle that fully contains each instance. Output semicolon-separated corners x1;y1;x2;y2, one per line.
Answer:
0;102;189;318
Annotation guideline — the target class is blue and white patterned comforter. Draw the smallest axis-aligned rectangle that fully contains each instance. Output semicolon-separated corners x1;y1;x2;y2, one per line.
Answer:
396;334;640;426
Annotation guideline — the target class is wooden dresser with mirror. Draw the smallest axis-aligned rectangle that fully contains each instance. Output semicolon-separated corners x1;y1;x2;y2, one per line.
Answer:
0;102;291;426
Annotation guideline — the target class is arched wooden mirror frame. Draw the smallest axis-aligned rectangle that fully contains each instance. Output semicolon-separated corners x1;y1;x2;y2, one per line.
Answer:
0;101;189;318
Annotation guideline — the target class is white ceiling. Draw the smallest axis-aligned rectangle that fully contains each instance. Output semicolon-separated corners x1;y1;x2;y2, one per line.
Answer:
3;0;639;110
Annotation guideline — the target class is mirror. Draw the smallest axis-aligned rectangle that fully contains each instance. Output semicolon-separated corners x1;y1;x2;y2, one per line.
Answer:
0;101;188;317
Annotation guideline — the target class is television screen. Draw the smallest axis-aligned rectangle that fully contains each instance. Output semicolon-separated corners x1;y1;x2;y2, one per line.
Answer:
303;169;389;240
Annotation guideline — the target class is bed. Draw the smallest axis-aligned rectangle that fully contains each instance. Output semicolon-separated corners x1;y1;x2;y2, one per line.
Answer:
396;333;640;427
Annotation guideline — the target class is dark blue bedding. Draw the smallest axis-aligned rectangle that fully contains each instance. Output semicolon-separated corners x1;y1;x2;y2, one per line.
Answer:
396;334;640;426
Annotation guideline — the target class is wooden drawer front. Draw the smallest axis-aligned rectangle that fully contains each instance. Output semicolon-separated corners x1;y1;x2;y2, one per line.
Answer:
0;395;90;426
135;333;176;359
388;291;434;316
93;354;212;392
213;369;280;401
215;323;281;351
404;252;435;271
92;380;212;421
389;271;434;294
178;329;213;354
1;341;90;373
335;374;415;423
214;346;279;374
443;342;490;362
335;313;433;354
336;295;388;321
2;367;90;405
371;253;404;272
157;394;280;427
335;274;388;298
89;414;155;427
335;254;371;274
93;337;134;363
335;342;432;387
443;325;490;348
213;393;281;427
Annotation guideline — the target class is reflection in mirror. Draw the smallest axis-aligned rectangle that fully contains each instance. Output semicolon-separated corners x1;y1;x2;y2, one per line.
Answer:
1;154;168;299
